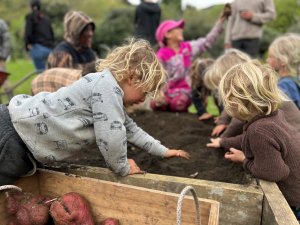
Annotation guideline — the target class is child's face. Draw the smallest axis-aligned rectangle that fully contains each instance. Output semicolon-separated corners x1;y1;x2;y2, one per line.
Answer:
165;27;184;44
122;78;147;107
267;50;281;72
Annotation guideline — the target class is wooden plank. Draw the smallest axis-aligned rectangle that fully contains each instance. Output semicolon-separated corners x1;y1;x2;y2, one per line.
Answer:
0;175;40;225
33;169;219;225
49;165;263;225
0;170;219;225
260;180;299;225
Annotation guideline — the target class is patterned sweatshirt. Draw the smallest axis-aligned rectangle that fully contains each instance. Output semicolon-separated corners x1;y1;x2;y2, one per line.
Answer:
221;110;300;206
8;70;167;176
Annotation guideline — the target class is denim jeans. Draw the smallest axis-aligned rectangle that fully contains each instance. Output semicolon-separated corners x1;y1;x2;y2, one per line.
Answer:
30;43;52;71
0;104;35;185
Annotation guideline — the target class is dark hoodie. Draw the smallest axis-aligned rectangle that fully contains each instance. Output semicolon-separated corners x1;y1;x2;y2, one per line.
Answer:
134;1;161;45
47;11;96;70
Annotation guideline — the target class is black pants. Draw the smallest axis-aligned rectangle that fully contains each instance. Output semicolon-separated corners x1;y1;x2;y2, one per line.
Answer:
0;104;34;185
232;38;260;58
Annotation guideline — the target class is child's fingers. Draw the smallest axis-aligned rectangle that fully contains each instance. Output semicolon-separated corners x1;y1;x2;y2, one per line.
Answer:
177;150;190;159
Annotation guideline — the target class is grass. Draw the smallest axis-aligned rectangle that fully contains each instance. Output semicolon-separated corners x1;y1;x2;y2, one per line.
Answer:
1;58;36;103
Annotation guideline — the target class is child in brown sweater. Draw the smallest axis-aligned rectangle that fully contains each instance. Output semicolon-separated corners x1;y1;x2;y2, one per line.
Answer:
207;61;300;221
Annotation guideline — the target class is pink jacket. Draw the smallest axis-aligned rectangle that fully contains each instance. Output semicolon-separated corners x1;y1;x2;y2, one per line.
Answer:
156;21;223;96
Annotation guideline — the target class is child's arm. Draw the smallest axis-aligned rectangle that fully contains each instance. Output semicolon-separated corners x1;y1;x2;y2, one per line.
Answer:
207;135;243;151
124;113;189;159
243;130;290;182
189;17;224;56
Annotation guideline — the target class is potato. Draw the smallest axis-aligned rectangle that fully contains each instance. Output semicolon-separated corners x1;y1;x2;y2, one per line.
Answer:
6;191;51;225
50;192;95;225
99;218;120;225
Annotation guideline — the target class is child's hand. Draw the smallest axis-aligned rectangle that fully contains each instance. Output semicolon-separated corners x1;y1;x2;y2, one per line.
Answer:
128;159;145;175
164;149;190;159
224;148;245;163
211;124;227;136
198;112;213;121
206;138;221;148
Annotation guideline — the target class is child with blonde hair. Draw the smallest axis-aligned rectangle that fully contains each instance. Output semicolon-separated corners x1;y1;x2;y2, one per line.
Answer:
0;39;189;185
190;58;215;120
207;62;300;220
267;33;300;109
205;49;300;138
204;49;251;136
151;6;230;112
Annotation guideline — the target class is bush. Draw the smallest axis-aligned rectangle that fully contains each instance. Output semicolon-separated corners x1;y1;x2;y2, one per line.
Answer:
93;8;135;58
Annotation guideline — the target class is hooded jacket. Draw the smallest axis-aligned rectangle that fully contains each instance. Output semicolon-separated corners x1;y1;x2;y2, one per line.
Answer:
47;11;96;70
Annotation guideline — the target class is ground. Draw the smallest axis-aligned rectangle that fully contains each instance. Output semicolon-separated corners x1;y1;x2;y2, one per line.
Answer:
53;110;252;185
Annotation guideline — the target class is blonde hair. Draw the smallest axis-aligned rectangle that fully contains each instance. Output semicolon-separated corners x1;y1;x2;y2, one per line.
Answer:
204;49;251;90
96;39;167;98
269;33;300;75
219;61;282;120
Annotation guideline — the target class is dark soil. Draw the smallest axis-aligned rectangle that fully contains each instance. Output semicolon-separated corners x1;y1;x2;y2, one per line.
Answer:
50;110;252;185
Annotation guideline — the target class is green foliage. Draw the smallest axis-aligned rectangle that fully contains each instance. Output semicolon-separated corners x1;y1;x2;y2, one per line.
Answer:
93;8;135;57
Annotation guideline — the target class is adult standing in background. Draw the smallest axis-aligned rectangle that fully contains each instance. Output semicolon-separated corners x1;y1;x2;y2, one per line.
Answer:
47;11;97;71
134;0;161;46
24;0;55;71
224;0;276;58
0;18;13;99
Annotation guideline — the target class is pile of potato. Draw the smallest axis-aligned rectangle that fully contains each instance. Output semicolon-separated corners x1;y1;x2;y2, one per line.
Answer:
5;191;120;225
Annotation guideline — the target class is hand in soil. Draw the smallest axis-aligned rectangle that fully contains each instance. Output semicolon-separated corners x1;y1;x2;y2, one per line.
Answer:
198;112;213;121
128;159;145;174
206;138;221;148
164;149;190;159
211;124;227;136
224;148;245;163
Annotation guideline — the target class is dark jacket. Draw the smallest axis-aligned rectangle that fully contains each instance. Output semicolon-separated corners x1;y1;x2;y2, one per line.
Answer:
134;1;161;45
24;11;54;50
47;11;96;70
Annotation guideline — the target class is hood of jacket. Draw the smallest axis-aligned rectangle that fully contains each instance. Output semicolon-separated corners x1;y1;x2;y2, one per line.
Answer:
63;11;95;48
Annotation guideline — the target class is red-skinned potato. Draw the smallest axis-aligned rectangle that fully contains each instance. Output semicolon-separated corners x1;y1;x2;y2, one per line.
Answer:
50;192;95;225
6;191;51;225
99;218;120;225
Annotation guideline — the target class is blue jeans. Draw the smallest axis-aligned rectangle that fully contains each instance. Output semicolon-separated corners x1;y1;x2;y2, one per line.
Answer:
0;104;35;185
30;43;52;71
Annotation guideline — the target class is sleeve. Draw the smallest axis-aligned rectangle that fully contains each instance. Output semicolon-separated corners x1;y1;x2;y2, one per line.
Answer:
216;110;232;125
220;134;243;151
189;20;224;57
221;118;245;138
243;130;290;182
124;112;168;157
91;77;167;177
47;51;75;69
278;79;298;103
250;0;276;25
0;20;11;60
91;79;130;176
24;15;33;50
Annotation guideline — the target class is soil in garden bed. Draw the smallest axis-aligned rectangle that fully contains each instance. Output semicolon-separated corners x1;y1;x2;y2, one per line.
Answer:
47;110;252;185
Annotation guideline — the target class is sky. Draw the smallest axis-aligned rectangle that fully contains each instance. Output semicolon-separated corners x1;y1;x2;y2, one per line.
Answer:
127;0;233;9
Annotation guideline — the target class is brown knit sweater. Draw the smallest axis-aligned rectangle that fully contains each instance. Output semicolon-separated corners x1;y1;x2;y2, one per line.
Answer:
221;110;300;206
220;101;300;138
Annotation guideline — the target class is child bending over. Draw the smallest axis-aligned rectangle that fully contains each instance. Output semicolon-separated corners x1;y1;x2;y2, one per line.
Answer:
190;58;215;120
1;39;190;185
207;61;300;220
204;49;251;136
267;33;300;109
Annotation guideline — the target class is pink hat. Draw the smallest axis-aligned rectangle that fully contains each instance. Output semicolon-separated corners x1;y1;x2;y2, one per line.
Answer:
155;19;185;46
